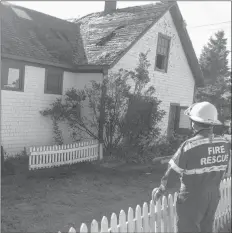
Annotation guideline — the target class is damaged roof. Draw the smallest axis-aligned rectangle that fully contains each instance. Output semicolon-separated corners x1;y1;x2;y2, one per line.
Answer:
74;1;203;85
1;2;88;68
1;1;204;85
75;2;172;66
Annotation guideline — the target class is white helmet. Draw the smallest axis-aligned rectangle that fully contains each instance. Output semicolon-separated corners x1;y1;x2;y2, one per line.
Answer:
184;101;222;125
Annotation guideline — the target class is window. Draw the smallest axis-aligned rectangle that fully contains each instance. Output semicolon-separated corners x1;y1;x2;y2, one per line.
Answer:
179;107;191;129
12;7;32;20
1;59;24;91
177;106;191;135
44;67;63;95
167;104;191;137
155;33;171;72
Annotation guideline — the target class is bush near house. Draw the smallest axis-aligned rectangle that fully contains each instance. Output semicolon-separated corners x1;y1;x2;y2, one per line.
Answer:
41;51;168;163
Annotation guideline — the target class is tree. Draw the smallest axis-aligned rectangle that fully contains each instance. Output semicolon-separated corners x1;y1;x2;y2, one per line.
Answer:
121;52;165;152
195;30;231;124
199;30;230;85
41;52;165;157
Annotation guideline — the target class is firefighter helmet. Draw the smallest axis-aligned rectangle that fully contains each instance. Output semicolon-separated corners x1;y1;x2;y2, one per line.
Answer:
184;102;222;125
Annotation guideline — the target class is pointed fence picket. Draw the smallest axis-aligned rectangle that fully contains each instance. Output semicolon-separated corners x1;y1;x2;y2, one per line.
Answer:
59;177;231;233
29;140;103;170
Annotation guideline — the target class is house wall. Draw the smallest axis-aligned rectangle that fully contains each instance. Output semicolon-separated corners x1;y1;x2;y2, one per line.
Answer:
1;61;103;156
110;11;195;135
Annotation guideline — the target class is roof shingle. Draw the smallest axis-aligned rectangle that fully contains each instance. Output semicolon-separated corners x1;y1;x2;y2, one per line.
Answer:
1;1;204;85
74;1;204;86
1;2;87;67
74;2;171;65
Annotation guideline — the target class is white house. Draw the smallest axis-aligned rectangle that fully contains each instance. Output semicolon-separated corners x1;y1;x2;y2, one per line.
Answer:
1;1;204;156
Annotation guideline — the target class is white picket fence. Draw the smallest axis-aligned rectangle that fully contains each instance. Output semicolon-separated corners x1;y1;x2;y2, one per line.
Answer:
29;140;103;170
59;177;231;233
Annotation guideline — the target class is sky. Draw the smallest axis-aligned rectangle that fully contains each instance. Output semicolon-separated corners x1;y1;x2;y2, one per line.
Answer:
7;1;231;68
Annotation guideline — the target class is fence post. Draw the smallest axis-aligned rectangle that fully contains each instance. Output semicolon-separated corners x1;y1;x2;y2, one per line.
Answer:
98;143;103;160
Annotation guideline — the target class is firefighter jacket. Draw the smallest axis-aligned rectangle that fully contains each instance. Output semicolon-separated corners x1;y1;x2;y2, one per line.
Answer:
156;129;231;197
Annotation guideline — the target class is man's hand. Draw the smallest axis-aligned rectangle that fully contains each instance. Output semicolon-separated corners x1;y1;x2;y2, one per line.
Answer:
152;187;162;203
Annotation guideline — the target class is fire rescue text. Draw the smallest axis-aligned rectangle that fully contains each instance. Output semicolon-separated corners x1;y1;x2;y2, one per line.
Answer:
200;145;229;165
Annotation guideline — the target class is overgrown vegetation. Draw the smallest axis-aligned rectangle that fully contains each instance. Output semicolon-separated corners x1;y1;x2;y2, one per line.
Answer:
41;52;168;162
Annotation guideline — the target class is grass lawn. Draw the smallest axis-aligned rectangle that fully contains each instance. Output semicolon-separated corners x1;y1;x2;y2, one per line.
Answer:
1;158;179;233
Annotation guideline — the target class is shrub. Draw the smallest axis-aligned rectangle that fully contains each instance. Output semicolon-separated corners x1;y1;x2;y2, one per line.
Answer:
40;51;165;163
150;132;192;158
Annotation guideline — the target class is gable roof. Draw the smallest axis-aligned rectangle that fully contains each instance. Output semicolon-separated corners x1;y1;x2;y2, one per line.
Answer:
1;2;204;85
1;2;88;68
75;2;172;66
74;1;204;86
169;3;204;87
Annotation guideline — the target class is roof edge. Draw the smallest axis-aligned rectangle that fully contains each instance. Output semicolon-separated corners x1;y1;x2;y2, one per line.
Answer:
2;53;74;69
74;65;109;73
2;53;107;73
169;3;204;87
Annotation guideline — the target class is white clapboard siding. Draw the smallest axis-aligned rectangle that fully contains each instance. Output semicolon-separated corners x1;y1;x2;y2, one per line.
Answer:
29;140;103;170
60;178;231;233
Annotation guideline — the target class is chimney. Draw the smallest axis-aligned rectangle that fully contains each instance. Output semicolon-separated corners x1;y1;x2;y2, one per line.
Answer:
104;1;117;14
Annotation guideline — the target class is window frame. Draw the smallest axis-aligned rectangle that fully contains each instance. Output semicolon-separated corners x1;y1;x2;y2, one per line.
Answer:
176;106;192;134
44;66;63;95
154;33;171;73
167;103;192;137
1;59;25;92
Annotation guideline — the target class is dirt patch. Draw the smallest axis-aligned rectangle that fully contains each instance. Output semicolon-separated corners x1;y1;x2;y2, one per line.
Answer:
1;161;179;233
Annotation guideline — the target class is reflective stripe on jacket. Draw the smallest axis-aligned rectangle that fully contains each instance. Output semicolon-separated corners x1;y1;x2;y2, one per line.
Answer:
157;130;231;196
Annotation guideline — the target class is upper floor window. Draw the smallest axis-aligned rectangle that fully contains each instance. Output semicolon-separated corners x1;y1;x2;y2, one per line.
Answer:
155;33;171;73
44;67;63;95
1;59;24;91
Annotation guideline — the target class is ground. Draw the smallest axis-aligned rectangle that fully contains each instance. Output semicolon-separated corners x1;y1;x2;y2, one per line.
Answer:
1;158;179;233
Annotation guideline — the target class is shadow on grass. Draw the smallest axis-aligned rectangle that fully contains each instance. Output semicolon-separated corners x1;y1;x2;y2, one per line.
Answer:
1;156;180;233
2;155;169;180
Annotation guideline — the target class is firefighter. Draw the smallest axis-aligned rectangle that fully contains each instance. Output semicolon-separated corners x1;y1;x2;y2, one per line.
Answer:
152;101;231;233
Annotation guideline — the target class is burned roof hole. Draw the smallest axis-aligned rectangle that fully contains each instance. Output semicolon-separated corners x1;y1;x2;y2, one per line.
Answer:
96;31;116;46
96;25;125;46
116;25;125;30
